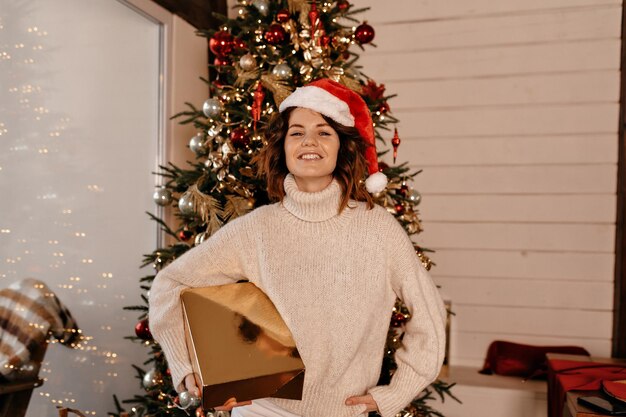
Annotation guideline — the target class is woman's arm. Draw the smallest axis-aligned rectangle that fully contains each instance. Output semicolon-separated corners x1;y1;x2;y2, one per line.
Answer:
148;218;251;392
367;218;447;417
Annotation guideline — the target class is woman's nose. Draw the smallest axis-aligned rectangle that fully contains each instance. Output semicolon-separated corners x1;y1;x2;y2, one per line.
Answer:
301;132;318;146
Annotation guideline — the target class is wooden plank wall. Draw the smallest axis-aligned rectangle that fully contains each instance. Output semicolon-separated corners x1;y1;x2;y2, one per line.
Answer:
357;0;622;366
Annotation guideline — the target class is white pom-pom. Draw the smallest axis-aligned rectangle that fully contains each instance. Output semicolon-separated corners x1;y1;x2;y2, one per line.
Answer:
365;171;388;193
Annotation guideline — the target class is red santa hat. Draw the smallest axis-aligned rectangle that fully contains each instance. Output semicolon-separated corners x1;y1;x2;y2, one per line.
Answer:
278;78;388;194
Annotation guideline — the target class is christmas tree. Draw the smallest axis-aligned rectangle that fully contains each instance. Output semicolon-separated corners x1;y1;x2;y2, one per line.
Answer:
113;1;458;416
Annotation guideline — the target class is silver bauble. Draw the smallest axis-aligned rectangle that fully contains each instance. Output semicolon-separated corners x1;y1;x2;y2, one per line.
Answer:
272;63;293;80
153;187;172;206
179;390;201;409
178;192;195;216
189;133;207;156
142;368;162;390
408;189;422;205
202;98;223;119
239;53;257;71
252;0;269;15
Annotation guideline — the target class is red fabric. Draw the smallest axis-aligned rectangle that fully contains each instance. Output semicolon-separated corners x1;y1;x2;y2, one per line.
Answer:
603;380;626;402
479;341;589;378
547;359;626;417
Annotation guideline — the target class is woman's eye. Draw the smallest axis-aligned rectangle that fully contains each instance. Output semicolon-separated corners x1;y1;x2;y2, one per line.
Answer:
289;131;304;137
319;131;332;136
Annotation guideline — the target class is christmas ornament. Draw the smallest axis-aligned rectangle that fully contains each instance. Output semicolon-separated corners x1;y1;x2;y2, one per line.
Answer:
142;368;163;390
230;127;250;148
321;35;331;47
378;102;390;114
398;184;408;197
395;203;405;215
179;391;201;409
309;2;321;38
251;83;266;129
152;187;172;206
178;229;193;241
252;0;270;16
337;0;350;12
355;22;375;44
189;133;207;156
195;232;209;246
271;63;293;80
391;127;401;163
209;30;234;57
233;37;247;51
135;318;152;340
391;312;407;327
407;190;422;205
239;53;257;70
207;124;222;138
178;192;195;216
202;98;223;119
264;24;287;44
276;8;290;23
362;79;386;101
214;56;231;68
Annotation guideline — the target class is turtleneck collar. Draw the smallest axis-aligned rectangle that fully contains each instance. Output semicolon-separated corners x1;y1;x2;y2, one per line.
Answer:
281;174;343;222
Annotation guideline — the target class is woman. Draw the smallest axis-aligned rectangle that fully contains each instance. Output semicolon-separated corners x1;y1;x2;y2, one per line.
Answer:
148;79;446;417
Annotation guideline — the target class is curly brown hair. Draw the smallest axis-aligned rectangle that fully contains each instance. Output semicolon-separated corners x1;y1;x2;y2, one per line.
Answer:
253;107;374;213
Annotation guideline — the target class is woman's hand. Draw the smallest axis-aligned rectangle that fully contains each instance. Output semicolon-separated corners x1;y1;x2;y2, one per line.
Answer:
193;397;253;417
345;394;379;413
215;397;253;411
184;373;200;396
184;374;252;416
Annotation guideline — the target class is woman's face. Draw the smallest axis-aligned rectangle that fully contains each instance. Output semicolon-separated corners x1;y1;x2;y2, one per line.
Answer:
284;108;340;192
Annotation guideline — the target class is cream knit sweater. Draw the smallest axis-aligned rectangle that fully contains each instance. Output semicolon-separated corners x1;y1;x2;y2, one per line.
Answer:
149;174;446;417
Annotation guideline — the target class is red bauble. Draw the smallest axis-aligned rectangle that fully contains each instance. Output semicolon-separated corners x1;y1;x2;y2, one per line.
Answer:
321;35;331;47
209;30;234;56
337;0;350;12
355;22;375;44
230;127;250;148
214;56;231;67
178;229;193;241
135;318;152;340
395;203;405;215
264;24;287;44
391;128;401;163
391;312;407;327
276;9;290;23
233;37;247;51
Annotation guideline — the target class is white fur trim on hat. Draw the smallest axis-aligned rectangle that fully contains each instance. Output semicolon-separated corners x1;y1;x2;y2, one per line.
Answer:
365;171;388;194
279;86;355;127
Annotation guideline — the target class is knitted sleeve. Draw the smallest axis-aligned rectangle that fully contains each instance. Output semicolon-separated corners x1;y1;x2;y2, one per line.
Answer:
367;217;447;417
148;216;252;392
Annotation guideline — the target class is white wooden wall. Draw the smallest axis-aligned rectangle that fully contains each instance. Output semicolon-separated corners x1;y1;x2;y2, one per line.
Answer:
358;0;621;367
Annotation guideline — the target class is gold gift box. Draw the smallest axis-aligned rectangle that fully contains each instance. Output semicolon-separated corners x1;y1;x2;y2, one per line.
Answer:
181;282;305;410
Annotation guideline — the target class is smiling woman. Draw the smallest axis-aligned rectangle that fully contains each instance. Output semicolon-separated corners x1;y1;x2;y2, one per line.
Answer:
148;79;447;417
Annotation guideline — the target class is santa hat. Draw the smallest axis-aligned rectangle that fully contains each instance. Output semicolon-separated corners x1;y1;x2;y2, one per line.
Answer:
278;78;388;194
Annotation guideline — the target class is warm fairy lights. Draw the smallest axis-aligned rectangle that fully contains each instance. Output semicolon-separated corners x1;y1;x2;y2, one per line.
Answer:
0;6;144;414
